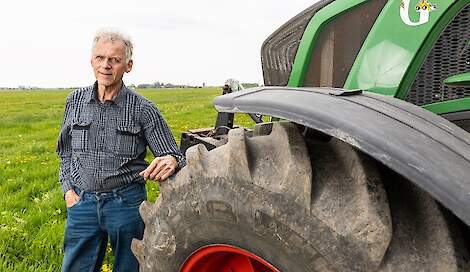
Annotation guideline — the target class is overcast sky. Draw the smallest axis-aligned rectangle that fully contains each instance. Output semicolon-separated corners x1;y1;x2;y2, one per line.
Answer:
1;0;317;88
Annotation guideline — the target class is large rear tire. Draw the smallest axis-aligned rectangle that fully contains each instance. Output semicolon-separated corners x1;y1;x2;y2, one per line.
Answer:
132;122;468;271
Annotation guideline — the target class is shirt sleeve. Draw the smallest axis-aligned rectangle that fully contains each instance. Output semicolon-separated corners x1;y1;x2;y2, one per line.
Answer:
140;102;187;169
56;95;74;193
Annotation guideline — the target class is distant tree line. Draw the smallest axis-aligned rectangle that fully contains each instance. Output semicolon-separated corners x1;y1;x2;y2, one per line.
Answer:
241;83;259;88
133;81;259;89
1;82;260;90
133;81;200;89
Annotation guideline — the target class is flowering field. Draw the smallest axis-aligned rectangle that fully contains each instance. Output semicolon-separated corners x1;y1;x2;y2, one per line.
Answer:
0;87;254;271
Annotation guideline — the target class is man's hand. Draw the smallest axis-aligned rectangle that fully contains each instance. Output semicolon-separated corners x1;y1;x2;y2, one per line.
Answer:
65;189;80;208
139;155;177;182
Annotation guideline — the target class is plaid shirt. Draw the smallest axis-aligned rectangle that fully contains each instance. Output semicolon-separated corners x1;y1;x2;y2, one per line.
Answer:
56;83;186;193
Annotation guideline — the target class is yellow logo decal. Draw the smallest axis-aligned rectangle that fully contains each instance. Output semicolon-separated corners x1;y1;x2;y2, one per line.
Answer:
400;0;437;26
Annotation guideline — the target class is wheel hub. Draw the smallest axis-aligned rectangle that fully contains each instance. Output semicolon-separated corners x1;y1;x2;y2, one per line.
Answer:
180;244;280;272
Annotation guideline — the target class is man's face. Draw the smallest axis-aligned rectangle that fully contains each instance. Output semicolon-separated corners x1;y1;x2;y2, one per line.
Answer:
91;39;133;88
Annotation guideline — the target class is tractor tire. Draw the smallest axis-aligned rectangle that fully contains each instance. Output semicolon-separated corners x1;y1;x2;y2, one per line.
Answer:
132;122;468;271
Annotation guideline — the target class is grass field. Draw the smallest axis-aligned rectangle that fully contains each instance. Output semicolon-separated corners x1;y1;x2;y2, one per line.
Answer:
0;87;254;271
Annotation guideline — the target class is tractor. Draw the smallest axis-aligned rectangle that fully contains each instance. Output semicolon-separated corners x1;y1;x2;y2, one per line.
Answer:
132;0;470;271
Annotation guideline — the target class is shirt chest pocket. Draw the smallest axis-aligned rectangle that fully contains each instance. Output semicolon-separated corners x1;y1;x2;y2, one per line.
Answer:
115;124;142;157
71;120;92;151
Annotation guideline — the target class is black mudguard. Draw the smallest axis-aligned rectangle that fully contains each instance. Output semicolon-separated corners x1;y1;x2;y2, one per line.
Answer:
214;87;470;226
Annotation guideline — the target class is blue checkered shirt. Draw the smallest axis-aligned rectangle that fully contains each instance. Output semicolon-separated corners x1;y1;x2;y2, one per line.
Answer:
56;83;186;193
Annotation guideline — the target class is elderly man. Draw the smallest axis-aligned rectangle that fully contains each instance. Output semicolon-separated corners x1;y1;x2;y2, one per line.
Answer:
57;29;185;271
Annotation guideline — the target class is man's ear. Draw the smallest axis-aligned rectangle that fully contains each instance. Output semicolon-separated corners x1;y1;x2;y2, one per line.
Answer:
126;59;133;73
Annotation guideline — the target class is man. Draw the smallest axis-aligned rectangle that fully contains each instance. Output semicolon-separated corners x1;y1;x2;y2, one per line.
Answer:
57;29;185;271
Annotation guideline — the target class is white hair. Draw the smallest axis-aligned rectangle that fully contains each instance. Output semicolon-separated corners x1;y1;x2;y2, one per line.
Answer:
92;28;133;63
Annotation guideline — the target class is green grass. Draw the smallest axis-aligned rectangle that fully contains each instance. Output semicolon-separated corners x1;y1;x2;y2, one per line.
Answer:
0;88;256;271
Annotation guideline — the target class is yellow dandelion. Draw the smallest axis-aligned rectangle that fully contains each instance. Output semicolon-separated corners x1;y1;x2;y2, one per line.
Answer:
101;263;112;272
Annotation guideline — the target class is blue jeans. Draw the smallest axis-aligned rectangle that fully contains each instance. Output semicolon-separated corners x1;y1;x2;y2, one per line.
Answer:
62;182;146;272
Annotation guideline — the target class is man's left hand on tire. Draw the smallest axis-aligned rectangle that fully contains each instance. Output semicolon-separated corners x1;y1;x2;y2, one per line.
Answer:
139;155;177;182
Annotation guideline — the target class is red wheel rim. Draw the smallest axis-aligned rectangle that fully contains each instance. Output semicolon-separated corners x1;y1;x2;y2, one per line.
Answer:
180;244;280;272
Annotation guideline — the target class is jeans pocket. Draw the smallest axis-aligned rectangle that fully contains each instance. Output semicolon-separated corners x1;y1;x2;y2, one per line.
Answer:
67;198;82;209
118;188;147;207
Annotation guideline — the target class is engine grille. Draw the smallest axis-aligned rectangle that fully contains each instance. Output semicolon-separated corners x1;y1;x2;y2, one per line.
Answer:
405;4;470;106
261;0;334;86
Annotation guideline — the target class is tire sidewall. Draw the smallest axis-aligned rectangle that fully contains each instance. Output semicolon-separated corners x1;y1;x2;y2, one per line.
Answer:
149;178;319;272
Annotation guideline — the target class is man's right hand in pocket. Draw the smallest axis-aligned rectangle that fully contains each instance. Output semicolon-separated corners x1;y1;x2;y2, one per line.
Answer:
65;189;80;208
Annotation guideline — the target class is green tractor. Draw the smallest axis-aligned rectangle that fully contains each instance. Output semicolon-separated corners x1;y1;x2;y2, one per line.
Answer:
133;0;470;271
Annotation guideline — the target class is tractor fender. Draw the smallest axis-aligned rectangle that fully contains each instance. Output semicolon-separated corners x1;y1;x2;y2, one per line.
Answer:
214;87;470;226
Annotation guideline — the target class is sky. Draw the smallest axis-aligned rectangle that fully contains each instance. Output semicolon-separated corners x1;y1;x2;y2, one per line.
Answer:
0;0;318;88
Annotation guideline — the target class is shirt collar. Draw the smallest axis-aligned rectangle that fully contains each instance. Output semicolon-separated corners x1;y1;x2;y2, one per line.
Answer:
85;82;98;104
114;83;129;108
86;81;128;108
